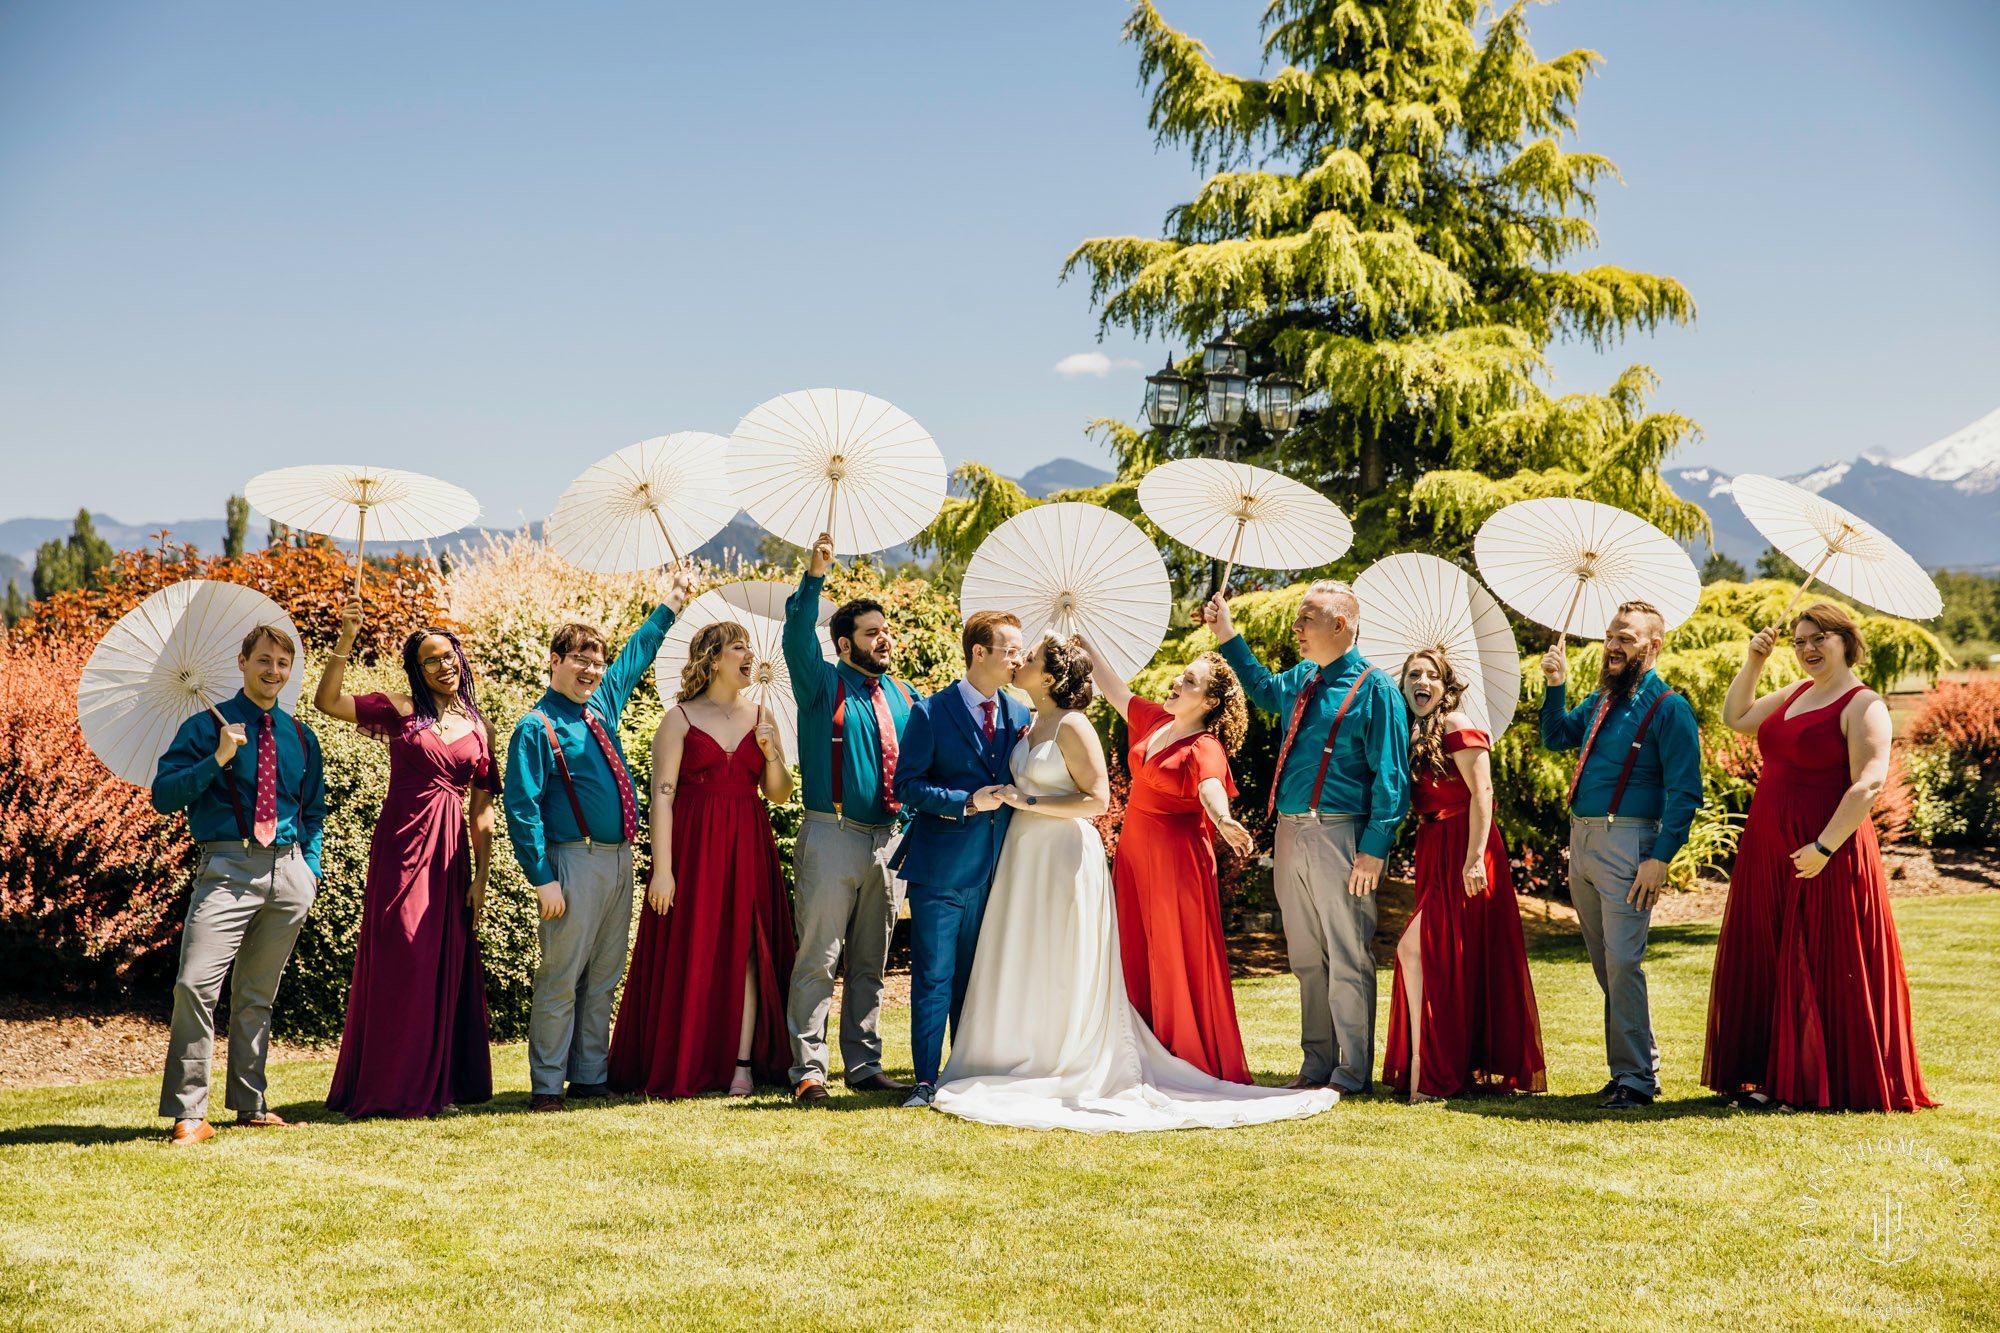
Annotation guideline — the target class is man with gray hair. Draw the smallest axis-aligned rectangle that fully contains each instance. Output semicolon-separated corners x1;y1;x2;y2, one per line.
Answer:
1204;581;1410;1094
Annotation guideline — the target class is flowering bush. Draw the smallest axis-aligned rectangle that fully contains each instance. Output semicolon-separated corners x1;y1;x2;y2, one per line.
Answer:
12;535;448;663
1899;678;2000;845
0;642;195;992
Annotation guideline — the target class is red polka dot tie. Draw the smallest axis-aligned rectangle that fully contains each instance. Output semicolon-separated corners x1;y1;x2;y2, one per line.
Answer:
582;710;638;842
252;717;278;847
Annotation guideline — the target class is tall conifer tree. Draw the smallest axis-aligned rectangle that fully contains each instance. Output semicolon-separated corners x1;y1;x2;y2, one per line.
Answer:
1066;0;1709;568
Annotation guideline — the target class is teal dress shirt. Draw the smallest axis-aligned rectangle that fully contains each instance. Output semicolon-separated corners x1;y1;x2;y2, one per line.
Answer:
1539;668;1703;863
1218;638;1411;860
150;690;326;876
504;603;674;886
785;569;915;825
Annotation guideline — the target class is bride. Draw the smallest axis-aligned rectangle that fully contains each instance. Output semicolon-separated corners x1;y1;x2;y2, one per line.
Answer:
934;636;1340;1133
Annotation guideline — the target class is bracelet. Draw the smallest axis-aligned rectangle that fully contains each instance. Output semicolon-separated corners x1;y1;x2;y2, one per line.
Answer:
328;651;350;660
1813;839;1833;857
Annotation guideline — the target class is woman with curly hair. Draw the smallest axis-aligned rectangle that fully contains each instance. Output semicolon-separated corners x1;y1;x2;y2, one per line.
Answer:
315;595;500;1118
1382;647;1544;1103
1079;636;1257;1083
608;619;796;1098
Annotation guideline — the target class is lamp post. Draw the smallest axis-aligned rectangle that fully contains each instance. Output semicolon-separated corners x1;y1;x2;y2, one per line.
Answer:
1202;332;1250;459
1143;358;1190;432
1256;372;1303;443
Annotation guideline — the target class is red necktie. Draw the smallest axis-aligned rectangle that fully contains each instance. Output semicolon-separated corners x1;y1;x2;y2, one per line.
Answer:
867;678;901;816
1266;671;1323;819
979;699;996;744
252;716;278;846
1566;696;1614;807
581;710;639;842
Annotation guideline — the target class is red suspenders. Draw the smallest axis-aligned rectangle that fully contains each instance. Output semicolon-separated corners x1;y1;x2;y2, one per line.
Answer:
212;711;310;847
1307;667;1377;812
831;676;915;815
531;711;596;845
1605;691;1672;825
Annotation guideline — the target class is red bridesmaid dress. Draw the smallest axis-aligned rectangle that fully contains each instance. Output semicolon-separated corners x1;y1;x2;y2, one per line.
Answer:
1382;728;1546;1098
328;693;497;1119
1111;697;1252;1083
608;715;796;1097
1702;684;1935;1111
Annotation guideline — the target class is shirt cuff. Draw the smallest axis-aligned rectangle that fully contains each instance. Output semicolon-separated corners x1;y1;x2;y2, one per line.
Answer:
1358;827;1395;861
1650;833;1686;864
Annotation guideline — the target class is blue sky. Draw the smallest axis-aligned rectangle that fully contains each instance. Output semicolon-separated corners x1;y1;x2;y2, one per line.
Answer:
2;0;1995;528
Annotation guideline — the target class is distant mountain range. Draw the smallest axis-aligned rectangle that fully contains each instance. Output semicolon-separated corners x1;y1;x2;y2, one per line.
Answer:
1667;406;2000;573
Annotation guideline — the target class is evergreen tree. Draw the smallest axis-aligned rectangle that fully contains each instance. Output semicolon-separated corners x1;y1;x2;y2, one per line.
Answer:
2;577;25;627
1064;0;1708;573
1701;550;1747;585
1756;545;1807;583
32;509;115;600
225;494;250;559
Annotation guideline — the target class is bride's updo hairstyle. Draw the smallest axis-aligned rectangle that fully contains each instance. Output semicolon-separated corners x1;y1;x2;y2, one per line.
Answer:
1039;636;1096;711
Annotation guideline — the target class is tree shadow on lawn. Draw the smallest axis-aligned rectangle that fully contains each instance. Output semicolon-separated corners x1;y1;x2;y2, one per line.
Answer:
0;1123;161;1146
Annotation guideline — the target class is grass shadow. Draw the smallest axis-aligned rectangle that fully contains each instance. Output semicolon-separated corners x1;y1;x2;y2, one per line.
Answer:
0;1123;161;1146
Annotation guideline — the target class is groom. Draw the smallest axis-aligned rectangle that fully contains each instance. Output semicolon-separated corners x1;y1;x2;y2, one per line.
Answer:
889;611;1028;1107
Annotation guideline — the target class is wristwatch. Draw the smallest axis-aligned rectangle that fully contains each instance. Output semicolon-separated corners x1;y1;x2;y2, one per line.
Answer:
1024;795;1038;806
1813;839;1833;857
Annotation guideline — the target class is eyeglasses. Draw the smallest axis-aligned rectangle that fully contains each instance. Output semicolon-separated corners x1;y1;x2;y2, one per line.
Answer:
1791;633;1830;653
563;655;607;673
419;653;457;672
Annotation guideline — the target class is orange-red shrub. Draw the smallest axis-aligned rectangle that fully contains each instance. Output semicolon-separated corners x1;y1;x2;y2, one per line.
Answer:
0;641;196;992
11;534;449;664
1905;678;2000;764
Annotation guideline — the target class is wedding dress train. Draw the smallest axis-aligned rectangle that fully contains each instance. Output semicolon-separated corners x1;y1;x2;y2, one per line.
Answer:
935;737;1339;1133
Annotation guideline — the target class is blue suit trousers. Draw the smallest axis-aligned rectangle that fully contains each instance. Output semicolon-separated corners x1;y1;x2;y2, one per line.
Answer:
906;877;993;1085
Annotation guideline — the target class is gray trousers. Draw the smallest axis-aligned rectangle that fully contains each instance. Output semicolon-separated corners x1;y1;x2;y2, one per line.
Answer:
528;841;635;1095
1273;813;1377;1092
786;812;901;1087
159;843;316;1120
1569;816;1662;1096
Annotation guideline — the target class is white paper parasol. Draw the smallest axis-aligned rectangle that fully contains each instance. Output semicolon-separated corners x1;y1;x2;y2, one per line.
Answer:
654;580;836;761
546;433;737;573
1474;498;1700;641
1354;554;1520;737
246;464;480;596
1137;458;1352;590
726;388;947;555
77;580;305;787
1727;474;1942;621
959;502;1171;680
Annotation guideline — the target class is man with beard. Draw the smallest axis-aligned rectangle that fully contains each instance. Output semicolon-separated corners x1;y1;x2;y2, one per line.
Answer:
781;532;919;1102
1540;601;1702;1109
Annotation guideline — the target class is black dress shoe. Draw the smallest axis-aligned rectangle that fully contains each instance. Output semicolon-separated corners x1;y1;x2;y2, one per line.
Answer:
846;1072;910;1093
567;1081;614;1099
1598;1086;1655;1109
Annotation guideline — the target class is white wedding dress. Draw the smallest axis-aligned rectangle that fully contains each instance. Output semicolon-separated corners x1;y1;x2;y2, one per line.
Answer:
935;735;1340;1133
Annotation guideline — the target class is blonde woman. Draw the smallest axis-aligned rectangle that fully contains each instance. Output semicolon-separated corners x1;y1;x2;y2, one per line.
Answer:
608;621;795;1098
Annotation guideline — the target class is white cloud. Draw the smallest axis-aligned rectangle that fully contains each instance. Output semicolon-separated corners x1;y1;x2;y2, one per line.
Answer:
1052;351;1142;378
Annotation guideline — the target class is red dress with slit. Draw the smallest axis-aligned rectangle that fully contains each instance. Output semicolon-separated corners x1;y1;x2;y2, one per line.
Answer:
1382;729;1546;1098
327;693;497;1118
1110;697;1251;1084
608;720;796;1097
1702;684;1935;1111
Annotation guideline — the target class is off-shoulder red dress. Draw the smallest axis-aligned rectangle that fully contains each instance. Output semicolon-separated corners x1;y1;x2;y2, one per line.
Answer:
327;693;497;1119
1702;684;1935;1111
608;718;796;1097
1382;728;1546;1098
1110;697;1251;1084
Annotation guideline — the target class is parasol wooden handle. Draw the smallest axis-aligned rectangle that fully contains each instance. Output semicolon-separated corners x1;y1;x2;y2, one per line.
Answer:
824;474;840;557
647;506;685;570
353;505;369;602
1774;547;1836;628
1218;516;1248;597
1556;577;1587;651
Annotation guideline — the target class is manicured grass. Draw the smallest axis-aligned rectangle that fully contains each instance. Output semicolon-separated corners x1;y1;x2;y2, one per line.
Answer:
4;896;1996;1331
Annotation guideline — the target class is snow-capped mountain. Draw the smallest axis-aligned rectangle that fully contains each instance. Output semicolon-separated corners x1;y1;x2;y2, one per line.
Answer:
1884;405;2000;494
1667;409;2000;573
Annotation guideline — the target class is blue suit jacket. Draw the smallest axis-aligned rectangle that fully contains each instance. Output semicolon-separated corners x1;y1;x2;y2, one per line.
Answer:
889;685;1031;891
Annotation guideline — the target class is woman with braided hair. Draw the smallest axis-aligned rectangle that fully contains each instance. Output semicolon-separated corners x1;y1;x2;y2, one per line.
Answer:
1381;647;1545;1103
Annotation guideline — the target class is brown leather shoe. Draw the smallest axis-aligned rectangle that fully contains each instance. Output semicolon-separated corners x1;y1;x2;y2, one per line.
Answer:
236;1110;300;1128
529;1094;566;1113
1284;1073;1328;1091
169;1119;214;1146
793;1078;830;1104
846;1072;910;1093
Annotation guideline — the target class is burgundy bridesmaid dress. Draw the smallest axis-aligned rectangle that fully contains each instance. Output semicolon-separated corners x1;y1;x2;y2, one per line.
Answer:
1382;729;1546;1098
608;717;796;1097
327;693;497;1118
1110;696;1252;1084
1703;684;1936;1111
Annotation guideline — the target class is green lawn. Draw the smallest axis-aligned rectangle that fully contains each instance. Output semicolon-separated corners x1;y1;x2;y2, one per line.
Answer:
4;896;1995;1332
